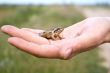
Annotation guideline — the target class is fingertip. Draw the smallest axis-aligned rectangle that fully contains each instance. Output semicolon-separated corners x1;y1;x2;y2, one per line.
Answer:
8;37;16;43
8;37;21;44
1;25;13;31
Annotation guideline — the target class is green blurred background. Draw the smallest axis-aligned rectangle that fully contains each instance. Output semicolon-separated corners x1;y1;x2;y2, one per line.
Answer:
0;0;110;73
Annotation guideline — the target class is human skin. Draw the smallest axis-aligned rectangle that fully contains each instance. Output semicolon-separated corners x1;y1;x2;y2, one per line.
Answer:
1;17;110;60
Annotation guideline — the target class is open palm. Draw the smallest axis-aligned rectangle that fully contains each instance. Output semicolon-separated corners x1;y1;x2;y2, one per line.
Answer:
1;25;75;59
1;17;110;59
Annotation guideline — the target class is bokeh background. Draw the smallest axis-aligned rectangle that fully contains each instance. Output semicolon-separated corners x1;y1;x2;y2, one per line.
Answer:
0;0;110;73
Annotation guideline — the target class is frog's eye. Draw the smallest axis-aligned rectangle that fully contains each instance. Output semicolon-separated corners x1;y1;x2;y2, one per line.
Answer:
53;28;59;32
48;32;52;34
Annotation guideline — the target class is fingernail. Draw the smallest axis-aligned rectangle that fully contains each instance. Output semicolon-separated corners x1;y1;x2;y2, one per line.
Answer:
1;25;12;31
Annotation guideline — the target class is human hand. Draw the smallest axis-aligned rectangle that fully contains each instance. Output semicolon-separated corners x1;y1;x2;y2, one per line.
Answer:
1;17;110;60
1;25;74;59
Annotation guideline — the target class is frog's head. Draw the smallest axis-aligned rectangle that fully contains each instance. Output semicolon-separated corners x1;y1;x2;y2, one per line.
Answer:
53;28;64;34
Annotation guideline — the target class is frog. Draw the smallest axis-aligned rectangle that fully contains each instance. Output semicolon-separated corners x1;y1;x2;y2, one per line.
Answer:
39;28;64;40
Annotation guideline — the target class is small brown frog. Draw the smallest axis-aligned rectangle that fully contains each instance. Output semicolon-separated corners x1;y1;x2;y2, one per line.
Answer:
39;28;64;40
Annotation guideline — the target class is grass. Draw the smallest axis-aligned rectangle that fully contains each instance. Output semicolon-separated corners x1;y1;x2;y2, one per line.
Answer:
0;5;107;73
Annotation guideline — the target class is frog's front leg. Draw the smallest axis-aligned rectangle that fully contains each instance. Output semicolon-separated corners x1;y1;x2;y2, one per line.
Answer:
51;33;61;40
